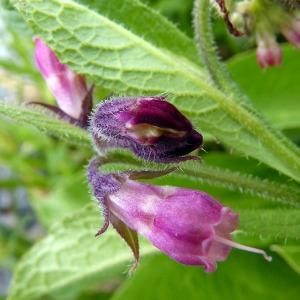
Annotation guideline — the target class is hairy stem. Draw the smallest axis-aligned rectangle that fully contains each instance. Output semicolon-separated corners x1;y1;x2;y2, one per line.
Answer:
103;150;300;206
193;0;239;94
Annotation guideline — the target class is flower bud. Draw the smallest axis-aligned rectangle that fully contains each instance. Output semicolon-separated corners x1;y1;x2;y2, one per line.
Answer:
280;16;300;48
256;36;282;69
90;96;203;163
87;157;271;273
227;0;300;69
33;38;93;127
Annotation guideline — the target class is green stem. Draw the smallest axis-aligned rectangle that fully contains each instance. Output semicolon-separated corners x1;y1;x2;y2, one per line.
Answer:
104;150;300;206
202;84;300;183
193;0;240;94
180;163;300;207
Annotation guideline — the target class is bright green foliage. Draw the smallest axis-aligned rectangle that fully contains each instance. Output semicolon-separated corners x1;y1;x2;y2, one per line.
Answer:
7;204;157;300
271;244;300;274
228;45;300;130
112;252;300;300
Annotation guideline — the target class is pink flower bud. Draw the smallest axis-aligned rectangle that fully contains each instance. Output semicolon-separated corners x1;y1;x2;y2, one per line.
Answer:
256;38;282;69
34;38;88;119
90;95;203;163
87;158;271;273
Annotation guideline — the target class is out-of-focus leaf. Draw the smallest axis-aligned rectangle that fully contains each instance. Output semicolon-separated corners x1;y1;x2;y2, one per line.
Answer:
228;45;300;130
7;204;157;300
271;244;300;274
31;170;90;228
111;250;300;300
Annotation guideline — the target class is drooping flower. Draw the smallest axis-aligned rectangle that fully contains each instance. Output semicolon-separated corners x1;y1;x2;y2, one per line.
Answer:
256;34;282;69
90;95;203;163
87;157;271;273
31;38;93;127
279;16;300;48
224;0;300;69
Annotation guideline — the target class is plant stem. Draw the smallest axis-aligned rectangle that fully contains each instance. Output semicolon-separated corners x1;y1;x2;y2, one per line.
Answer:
104;150;300;206
193;0;240;94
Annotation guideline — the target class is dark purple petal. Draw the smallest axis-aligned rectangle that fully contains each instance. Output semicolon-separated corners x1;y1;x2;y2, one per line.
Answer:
90;95;203;163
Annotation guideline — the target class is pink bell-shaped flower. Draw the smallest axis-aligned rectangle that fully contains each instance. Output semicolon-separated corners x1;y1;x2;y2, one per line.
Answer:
256;35;282;69
87;157;271;273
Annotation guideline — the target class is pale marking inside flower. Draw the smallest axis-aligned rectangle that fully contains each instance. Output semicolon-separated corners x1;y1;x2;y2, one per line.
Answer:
125;123;186;145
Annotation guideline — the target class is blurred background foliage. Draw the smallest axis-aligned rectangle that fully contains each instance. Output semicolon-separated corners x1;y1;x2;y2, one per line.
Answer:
1;0;300;299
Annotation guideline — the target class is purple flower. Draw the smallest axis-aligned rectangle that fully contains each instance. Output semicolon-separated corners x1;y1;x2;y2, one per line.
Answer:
32;38;93;127
280;17;300;48
90;95;203;163
87;157;271;273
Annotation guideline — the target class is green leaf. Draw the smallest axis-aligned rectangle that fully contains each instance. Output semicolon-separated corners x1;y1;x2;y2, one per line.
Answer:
111;251;300;300
238;208;300;239
228;44;300;130
74;0;202;66
0;101;90;146
31;170;91;228
7;204;157;300
11;0;300;182
271;244;300;274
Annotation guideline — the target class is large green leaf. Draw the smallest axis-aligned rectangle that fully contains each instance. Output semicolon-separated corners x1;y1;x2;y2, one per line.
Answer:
112;251;300;300
228;45;300;130
11;0;300;182
7;204;157;300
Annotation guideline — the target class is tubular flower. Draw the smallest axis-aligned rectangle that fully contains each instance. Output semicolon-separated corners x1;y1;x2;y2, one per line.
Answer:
87;157;271;273
32;38;93;127
90;95;203;163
